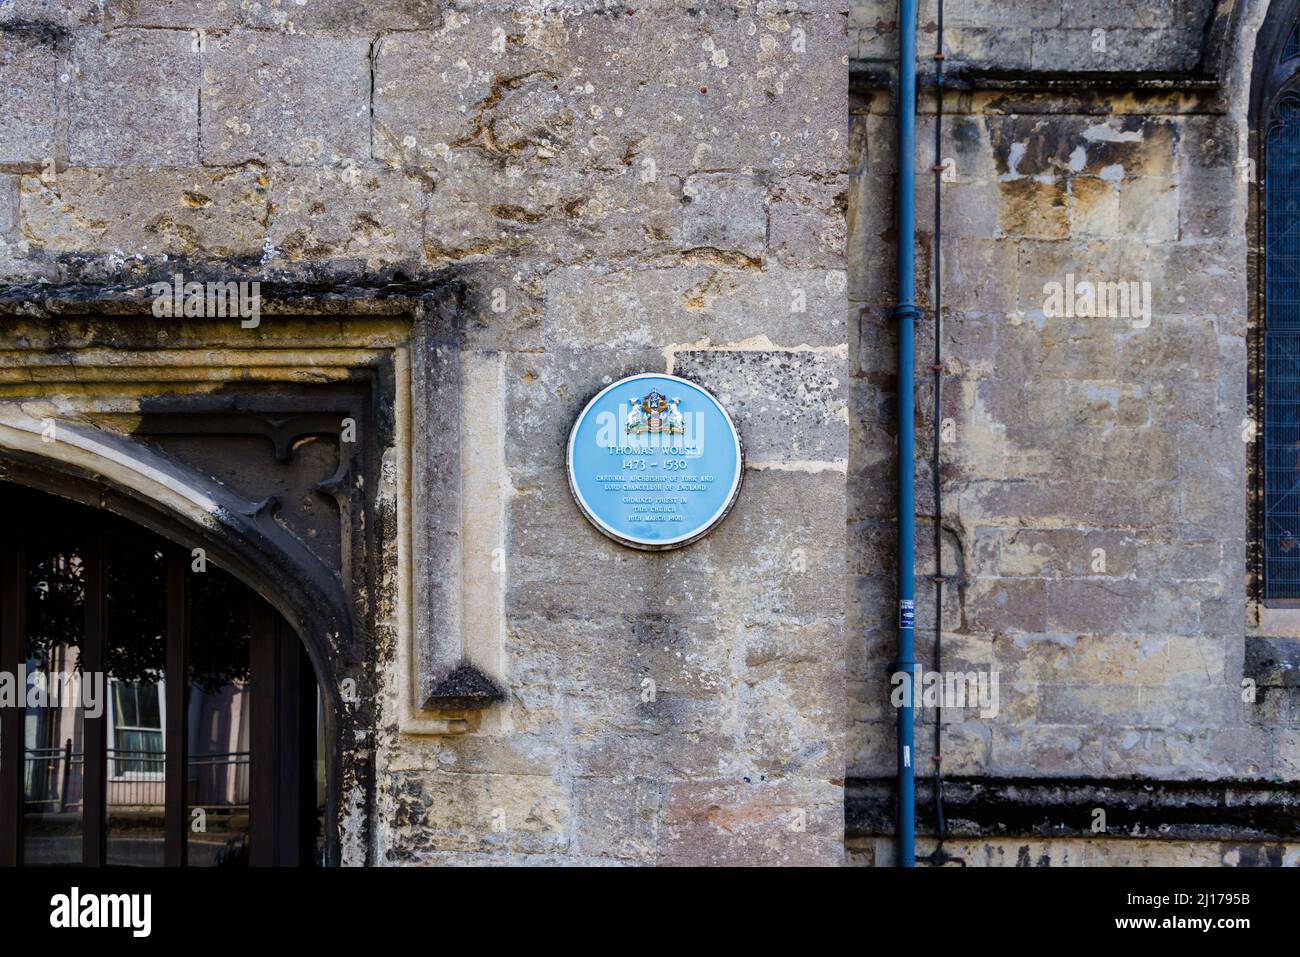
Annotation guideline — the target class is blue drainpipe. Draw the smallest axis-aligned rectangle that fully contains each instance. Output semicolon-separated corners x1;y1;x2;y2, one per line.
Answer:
892;0;920;868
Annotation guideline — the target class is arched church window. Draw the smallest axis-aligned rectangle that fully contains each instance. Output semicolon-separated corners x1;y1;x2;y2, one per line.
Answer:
1256;4;1300;602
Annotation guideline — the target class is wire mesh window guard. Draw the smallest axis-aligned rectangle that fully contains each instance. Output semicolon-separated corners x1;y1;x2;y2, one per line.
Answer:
1265;92;1300;600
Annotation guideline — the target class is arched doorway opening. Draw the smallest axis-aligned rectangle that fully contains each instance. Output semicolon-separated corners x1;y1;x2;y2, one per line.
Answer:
0;483;325;866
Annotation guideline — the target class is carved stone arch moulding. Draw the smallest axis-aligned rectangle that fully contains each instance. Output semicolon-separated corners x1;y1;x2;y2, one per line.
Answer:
0;294;504;864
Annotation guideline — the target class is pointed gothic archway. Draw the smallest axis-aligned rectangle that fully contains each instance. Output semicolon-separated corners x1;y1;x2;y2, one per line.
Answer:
0;412;349;865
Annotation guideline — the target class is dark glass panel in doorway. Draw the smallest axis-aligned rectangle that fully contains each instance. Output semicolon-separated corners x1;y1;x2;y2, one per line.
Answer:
105;531;168;866
0;482;323;867
187;564;251;867
21;522;86;866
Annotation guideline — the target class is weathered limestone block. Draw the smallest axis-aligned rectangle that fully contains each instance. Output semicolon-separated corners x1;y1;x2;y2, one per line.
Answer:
1057;0;1211;30
0;27;63;167
1116;317;1224;389
672;347;848;463
742;664;844;776
1035;682;1236;736
917;179;1002;240
769;172;846;267
943;28;1034;71
681;172;767;260
965;476;1183;530
1177;427;1247;540
1118;176;1180;241
422;163;761;267
19;166;267;258
963;577;1048;634
201;31;371;165
706;468;847;617
390;769;571;857
1013;241;1155;323
847;715;897;775
851;23;896;64
0;176;17;240
506;600;731;699
937;237;1018;315
568;776;664;863
1214;333;1248;420
0;240;61;283
1147;242;1247;323
982;528;1140;579
847;107;891;296
564;699;740;780
266;166;430;266
991;724;1110;777
68;28;198;166
988;115;1179;183
1067;176;1120;237
1038;426;1180;484
0;1;103;28
103;0;442;31
1029;28;1202;73
1178;164;1240;239
1045;579;1202;636
998;179;1070;239
543;263;847;348
861;23;1038;71
373;8;846;177
660;779;842;865
1135;538;1229;582
1179;114;1243;170
855;0;1213;73
917;0;1056;28
501;346;666;473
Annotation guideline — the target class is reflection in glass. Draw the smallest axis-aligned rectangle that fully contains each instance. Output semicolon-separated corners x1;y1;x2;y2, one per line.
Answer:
312;687;326;866
3;482;324;867
105;535;167;866
22;540;85;865
187;565;251;867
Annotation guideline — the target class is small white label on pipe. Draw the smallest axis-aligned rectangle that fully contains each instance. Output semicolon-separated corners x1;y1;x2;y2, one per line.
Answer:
903;746;911;768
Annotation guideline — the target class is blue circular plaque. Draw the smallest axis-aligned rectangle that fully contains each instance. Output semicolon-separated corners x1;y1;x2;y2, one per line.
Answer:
567;373;744;550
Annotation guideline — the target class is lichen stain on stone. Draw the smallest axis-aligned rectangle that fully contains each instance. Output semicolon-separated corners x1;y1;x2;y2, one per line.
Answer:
423;235;523;264
682;269;739;310
992;115;1170;182
351;210;389;244
998;177;1068;238
278;229;337;260
145;215;206;254
455;70;568;161
492;203;546;224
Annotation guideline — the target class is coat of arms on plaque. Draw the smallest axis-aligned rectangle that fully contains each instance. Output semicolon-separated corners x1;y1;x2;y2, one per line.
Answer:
625;388;685;435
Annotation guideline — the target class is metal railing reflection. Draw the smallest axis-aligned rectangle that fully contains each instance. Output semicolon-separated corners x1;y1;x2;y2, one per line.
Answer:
189;750;250;807
22;742;82;811
22;745;251;810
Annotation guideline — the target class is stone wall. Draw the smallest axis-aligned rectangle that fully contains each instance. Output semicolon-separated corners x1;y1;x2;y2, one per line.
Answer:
0;1;850;865
851;0;1219;76
9;0;1291;867
849;0;1300;863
